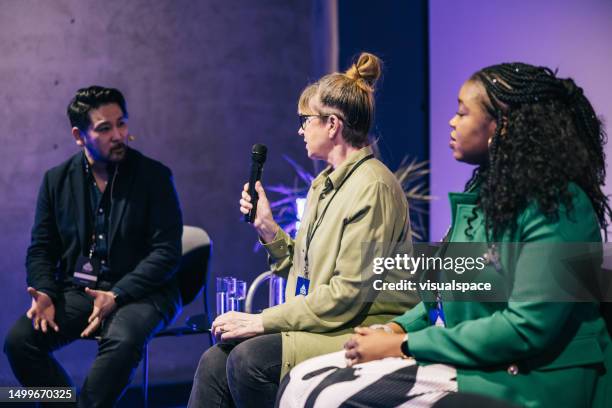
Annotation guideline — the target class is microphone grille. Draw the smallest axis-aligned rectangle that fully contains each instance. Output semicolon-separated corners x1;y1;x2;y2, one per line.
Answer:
251;144;267;163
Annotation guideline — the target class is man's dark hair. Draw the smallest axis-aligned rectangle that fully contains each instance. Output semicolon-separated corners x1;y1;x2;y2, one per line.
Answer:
67;86;128;132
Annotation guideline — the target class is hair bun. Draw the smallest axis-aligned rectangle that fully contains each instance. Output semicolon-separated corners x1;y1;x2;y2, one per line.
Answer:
345;52;382;90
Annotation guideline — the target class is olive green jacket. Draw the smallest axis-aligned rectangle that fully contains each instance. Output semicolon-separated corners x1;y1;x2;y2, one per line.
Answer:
261;146;416;377
393;185;612;408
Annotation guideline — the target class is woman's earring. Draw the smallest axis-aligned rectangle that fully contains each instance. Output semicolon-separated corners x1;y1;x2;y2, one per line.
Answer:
500;117;509;136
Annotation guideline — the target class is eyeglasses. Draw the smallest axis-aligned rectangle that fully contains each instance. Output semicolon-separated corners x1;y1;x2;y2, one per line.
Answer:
298;114;329;130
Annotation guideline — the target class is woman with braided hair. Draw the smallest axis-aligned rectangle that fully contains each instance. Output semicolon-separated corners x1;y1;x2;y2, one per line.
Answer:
277;63;612;408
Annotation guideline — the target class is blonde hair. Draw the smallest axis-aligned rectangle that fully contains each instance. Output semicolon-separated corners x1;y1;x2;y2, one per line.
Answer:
298;52;382;147
298;83;317;113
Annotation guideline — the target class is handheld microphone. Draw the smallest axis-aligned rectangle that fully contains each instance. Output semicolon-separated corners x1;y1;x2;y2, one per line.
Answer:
245;144;268;223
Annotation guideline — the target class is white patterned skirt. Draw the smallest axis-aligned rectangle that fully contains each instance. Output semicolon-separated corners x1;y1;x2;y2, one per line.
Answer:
277;351;458;408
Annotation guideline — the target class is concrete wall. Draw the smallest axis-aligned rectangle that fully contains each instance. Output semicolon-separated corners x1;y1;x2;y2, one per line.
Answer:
0;0;319;386
429;0;612;240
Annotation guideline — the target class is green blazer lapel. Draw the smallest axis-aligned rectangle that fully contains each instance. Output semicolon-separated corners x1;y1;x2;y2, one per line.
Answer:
68;153;88;253
448;192;478;224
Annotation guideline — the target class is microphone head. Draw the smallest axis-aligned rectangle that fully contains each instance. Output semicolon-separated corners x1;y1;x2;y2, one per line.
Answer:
251;144;267;164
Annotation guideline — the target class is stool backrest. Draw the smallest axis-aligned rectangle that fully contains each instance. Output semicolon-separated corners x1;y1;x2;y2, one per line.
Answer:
177;226;212;306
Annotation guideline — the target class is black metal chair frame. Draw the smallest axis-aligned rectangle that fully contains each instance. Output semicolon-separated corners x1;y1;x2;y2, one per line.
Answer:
140;225;213;407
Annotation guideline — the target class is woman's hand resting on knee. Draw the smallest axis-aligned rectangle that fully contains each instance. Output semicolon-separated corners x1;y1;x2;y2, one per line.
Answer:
212;312;264;341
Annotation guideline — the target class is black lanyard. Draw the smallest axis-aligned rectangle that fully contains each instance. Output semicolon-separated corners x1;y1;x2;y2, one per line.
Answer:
303;154;374;277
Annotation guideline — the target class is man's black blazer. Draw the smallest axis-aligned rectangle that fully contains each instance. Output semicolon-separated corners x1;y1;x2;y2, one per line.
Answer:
26;147;183;321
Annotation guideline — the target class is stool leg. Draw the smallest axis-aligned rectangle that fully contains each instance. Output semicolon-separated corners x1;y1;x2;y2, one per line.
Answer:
142;343;149;408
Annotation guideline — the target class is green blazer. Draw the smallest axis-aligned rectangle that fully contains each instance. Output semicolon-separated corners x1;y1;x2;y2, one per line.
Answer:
393;184;612;408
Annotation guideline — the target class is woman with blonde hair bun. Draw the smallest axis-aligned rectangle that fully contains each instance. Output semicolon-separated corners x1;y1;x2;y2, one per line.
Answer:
188;52;415;407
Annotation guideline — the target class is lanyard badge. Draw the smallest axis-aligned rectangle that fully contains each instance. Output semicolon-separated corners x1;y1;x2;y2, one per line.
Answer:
428;301;446;327
73;237;100;288
296;276;310;296
73;256;100;287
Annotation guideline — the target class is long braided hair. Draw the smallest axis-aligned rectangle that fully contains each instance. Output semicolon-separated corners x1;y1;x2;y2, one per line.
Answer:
464;62;611;241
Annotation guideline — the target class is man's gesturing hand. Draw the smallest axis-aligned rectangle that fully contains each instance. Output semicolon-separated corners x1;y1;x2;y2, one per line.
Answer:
26;287;59;333
80;288;117;338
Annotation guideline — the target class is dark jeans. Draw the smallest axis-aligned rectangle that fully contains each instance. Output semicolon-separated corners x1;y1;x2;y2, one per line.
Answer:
188;333;282;408
4;287;166;407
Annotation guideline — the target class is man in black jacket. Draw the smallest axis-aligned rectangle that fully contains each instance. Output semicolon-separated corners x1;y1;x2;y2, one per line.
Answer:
4;86;183;407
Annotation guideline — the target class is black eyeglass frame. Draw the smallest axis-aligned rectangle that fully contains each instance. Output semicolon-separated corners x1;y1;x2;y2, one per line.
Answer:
298;114;330;130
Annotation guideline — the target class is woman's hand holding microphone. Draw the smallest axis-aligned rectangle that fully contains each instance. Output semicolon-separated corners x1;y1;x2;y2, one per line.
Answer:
240;181;279;243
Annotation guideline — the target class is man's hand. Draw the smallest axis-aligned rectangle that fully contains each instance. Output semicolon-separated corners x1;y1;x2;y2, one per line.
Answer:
239;181;279;243
211;311;264;342
343;327;406;366
26;287;59;333
80;288;117;338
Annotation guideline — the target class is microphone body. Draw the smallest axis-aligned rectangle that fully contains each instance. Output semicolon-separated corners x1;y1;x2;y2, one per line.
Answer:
245;144;267;223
